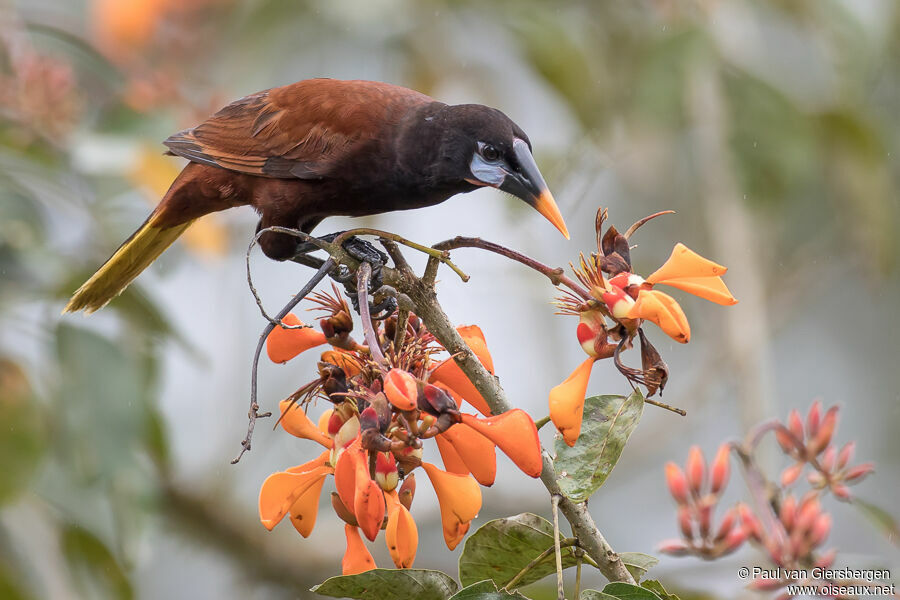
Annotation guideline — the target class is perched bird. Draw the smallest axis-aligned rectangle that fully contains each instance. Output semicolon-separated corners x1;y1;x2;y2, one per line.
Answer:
64;78;569;313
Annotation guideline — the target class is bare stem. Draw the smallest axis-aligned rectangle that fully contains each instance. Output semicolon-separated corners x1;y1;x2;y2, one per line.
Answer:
357;262;387;366
552;494;565;600
333;227;469;281
574;547;584;600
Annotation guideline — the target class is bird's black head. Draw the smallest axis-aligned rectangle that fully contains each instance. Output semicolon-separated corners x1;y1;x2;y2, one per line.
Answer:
416;103;569;239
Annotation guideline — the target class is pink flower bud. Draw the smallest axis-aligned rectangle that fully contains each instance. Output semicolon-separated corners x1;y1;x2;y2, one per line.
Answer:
738;503;762;542
715;506;737;542
697;501;712;538
665;462;689;505
794;497;821;534
806;401;822;437
831;483;852;500
821;445;836;472
780;463;803;487
809;406;838;456
788;410;804;442
780;495;796;530
678;505;694;539
775;427;798;454
710;444;731;495
686;446;706;496
837;442;855;469
722;526;747;554
809;513;832;547
844;462;874;483
657;539;691;556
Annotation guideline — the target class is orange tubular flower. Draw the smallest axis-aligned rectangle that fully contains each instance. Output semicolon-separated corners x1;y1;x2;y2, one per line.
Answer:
647;243;738;306
288;472;328;537
266;313;328;363
334;443;363;516
549;357;597;447
434;434;470;476
342;524;376;575
259;462;332;531
460;411;542;478
320;349;362;377
354;456;386;541
439;424;497;486
628;289;691;344
279;400;334;448
384;491;418;568
428;325;495;416
421;462;482;550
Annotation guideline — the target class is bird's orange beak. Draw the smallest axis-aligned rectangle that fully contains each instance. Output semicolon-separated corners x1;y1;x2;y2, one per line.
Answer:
500;139;569;240
532;188;569;240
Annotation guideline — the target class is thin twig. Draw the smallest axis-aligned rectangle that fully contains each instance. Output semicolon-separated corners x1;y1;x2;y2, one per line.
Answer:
534;415;552;430
232;258;335;464
574;547;584;600
357;262;387;366
503;537;578;590
551;494;565;600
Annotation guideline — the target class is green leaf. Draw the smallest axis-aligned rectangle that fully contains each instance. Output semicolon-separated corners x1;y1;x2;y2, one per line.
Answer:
640;581;681;600
553;391;644;502
458;513;580;589
853;498;900;546
61;525;133;600
581;591;617;600
450;580;530;599
0;359;46;505
619;553;658;582
601;582;662;600
312;569;459;600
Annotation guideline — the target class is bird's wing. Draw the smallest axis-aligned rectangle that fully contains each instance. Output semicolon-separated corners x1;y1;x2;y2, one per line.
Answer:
163;79;433;179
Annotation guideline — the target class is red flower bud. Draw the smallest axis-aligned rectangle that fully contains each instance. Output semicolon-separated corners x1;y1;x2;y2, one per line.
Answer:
809;513;832;547
398;473;416;510
809;406;838;455
831;483;852;500
375;452;399;492
686;446;706;496
665;462;689;505
780;463;803;487
715;507;737;542
844;462;874;483
794;497;821;534
806;401;822;437
384;369;419;412
837;442;855;469
710;443;731;495
697;500;713;539
678;506;694;539
821;445;836;472
780;495;796;530
775;427;799;455
788;409;804;442
722;527;747;554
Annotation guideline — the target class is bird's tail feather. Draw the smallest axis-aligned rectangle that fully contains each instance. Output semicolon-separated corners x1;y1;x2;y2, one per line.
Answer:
63;214;194;314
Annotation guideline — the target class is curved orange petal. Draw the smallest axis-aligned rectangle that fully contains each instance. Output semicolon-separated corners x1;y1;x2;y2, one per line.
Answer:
320;349;362;378
285;450;330;474
429;359;492;416
384;491;418;568
459;411;541;478
354;478;386;542
628;289;691;343
288;473;327;537
647;243;727;284
422;462;482;550
279;400;334;448
549;357;596;447
384;368;419;411
440;426;496;486
342;525;376;575
258;466;330;530
457;325;495;373
266;313;327;363
317;408;334;435
656;276;738;306
334;443;362;514
434;434;469;476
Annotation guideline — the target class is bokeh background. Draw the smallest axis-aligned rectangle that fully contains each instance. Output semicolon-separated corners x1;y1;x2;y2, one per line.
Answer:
1;0;898;598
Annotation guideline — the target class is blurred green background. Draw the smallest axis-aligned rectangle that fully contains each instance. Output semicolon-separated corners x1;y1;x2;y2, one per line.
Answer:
1;0;898;598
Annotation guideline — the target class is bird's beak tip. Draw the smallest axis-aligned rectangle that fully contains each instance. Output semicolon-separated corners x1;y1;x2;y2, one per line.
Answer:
535;189;570;239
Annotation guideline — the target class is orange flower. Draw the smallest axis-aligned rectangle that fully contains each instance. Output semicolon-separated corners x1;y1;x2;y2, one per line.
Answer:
549;357;597;446
321;348;362;377
342;524;376;575
384;491;418;568
428;325;495;416
384;368;419;411
434;434;470;476
279;400;333;448
288;471;328;538
439;424;497;486
259;457;332;531
628;289;691;343
421;462;482;550
266;313;327;363
460;411;542;478
647;243;738;306
334;443;363;516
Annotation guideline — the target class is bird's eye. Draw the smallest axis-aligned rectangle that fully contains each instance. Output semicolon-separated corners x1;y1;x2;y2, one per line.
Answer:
480;144;500;162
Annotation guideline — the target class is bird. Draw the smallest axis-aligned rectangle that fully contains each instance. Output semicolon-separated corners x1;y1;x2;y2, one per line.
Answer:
64;78;569;314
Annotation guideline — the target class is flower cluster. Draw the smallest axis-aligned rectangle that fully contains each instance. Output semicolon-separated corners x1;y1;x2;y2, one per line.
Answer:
659;402;878;597
257;287;542;574
550;209;737;446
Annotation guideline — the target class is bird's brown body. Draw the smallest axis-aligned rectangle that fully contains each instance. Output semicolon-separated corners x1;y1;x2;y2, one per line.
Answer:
65;78;567;313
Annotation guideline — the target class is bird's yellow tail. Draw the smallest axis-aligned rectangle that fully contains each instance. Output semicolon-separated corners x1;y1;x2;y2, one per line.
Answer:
64;214;194;314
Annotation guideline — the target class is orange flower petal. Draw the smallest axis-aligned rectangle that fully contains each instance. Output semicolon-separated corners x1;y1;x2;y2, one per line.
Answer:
440;425;497;486
279;400;334;448
459;411;541;478
422;462;482;550
434;434;469;476
321;349;362;377
354;478;386;542
457;325;495;373
317;408;333;435
342;525;376;575
334;443;362;514
628;289;691;344
285;450;330;474
266;314;327;363
384;491;418;568
647;243;727;284
429;359;492;416
258;466;331;531
288;473;327;537
549;357;596;447
384;368;419;411
655;276;738;306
